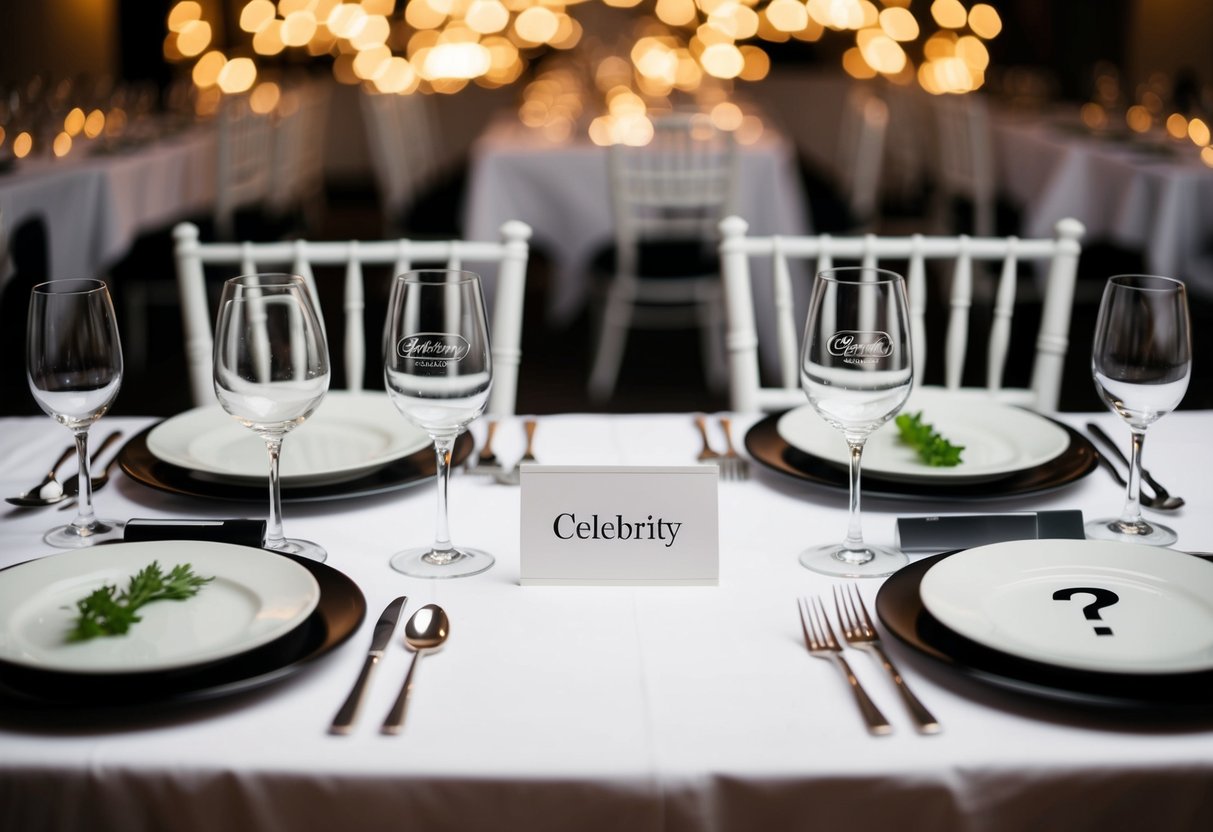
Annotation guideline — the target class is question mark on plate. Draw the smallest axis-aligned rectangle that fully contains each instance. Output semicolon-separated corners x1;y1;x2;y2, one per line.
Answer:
1052;587;1120;636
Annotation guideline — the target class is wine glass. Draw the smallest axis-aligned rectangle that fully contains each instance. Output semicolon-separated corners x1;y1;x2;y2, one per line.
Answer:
799;267;913;577
213;274;330;561
1086;274;1191;546
27;278;124;548
384;269;493;578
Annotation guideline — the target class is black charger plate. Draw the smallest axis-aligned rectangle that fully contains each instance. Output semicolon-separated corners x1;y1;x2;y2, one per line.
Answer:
875;554;1213;710
744;411;1097;501
0;553;366;707
117;423;472;503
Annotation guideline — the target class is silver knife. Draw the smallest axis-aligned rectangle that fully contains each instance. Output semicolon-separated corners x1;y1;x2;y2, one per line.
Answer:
329;596;407;735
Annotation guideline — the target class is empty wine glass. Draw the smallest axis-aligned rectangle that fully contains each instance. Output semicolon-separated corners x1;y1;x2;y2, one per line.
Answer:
1086;274;1191;546
27;278;124;547
384;269;493;578
799;267;913;577
213;274;330;561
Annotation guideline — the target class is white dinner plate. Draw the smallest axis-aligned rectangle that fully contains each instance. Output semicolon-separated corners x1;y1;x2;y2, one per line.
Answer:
776;387;1071;483
0;541;320;674
146;391;430;485
919;540;1213;675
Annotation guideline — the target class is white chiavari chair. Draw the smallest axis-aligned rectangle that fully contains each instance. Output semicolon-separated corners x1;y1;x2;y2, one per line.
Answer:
588;112;739;401
172;220;532;416
718;215;1085;413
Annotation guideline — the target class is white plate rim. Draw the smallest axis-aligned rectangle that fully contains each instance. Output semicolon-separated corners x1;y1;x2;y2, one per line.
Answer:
776;388;1071;483
0;541;320;674
146;391;430;484
919;540;1213;674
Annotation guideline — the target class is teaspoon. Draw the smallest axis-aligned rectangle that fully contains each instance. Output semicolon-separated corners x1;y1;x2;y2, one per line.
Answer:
6;446;74;507
381;604;450;734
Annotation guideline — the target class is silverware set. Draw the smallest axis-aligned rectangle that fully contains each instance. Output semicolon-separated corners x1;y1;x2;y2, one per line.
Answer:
329;597;451;736
798;587;940;735
1086;422;1184;511
6;430;123;508
695;414;749;480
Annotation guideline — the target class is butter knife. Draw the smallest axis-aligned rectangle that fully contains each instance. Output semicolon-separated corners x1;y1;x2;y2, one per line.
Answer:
329;595;407;734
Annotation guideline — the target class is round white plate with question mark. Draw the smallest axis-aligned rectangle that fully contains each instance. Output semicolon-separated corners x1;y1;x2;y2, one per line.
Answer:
919;539;1213;674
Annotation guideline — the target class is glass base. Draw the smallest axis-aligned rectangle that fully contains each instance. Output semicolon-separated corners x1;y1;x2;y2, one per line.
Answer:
1085;517;1177;547
267;538;328;562
390;546;494;579
43;519;124;549
799;542;908;578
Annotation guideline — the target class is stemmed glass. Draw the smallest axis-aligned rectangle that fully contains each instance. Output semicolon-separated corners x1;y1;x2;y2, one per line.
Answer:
1086;274;1191;546
27;279;124;548
213;274;331;561
384;269;494;578
799;267;913;577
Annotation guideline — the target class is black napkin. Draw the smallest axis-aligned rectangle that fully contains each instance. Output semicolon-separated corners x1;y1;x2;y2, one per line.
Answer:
123;518;267;548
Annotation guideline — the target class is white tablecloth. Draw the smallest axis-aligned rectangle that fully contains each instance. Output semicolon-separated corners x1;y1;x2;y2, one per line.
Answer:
2;411;1212;831
992;111;1213;296
0;126;217;288
463;117;812;325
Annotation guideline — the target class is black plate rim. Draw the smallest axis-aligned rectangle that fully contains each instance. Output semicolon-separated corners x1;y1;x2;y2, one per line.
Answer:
0;550;367;707
744;409;1097;501
875;553;1213;711
117;422;472;503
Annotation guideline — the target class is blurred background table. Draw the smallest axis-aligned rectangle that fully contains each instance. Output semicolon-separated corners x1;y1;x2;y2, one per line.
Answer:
2;411;1213;831
464;115;812;326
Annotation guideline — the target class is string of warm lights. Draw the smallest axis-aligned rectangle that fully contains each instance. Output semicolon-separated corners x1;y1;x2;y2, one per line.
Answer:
162;0;1006;101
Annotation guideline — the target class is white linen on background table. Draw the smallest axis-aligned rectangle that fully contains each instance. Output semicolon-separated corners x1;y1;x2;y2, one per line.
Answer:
991;112;1213;297
463;117;812;327
0;126;216;289
1;412;1212;832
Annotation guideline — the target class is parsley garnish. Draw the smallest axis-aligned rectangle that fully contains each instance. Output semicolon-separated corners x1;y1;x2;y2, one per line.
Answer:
894;411;965;467
67;561;214;643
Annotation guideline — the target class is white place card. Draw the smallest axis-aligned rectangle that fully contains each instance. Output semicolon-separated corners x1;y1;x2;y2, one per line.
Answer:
519;465;718;586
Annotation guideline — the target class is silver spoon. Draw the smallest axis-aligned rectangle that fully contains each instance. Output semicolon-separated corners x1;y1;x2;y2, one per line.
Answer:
6;446;75;507
381;604;450;734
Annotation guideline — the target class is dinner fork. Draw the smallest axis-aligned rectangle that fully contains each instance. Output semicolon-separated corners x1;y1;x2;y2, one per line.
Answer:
834;585;940;734
718;417;749;480
797;596;892;735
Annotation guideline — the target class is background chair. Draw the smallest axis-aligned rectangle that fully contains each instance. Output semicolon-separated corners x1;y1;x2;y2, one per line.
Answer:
831;85;890;232
213;95;273;240
588;112;739;401
266;79;332;234
929;93;997;237
172;220;532;416
718;215;1085;413
360;90;442;234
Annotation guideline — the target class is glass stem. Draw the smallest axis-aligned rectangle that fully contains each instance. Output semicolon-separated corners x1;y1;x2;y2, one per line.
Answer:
841;437;869;562
1119;428;1147;528
265;436;286;548
428;435;457;564
71;428;95;531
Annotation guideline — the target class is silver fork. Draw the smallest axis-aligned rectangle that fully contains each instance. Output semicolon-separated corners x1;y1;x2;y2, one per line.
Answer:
797;596;892;736
718;417;749;480
834;585;941;734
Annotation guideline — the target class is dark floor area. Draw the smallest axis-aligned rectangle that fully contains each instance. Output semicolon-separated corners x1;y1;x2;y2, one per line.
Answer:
2;180;1212;418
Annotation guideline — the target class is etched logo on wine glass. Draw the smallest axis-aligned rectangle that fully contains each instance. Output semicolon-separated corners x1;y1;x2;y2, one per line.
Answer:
397;333;471;367
826;331;893;365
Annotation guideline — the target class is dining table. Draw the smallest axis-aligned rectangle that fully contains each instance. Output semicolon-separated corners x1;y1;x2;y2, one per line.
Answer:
990;108;1213;298
2;407;1212;831
463;114;812;326
0;123;218;294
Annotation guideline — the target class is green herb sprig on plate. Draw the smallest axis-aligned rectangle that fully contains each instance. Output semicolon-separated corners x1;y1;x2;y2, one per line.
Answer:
894;411;965;467
68;561;214;643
